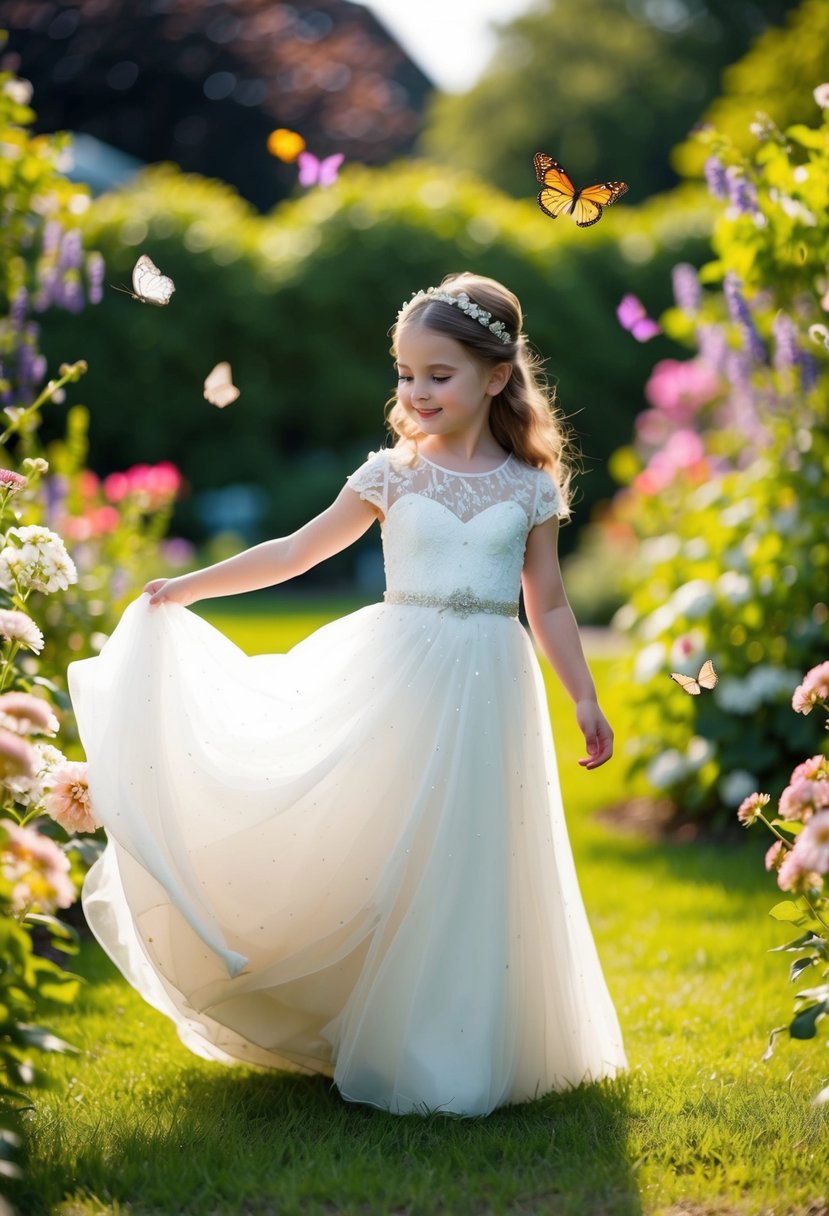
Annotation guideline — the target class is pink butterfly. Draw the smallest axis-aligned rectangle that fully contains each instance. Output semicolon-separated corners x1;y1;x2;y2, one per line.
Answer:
297;152;344;188
617;294;661;342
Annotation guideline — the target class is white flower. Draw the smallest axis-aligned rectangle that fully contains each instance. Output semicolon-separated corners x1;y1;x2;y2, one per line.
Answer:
686;736;714;769
634;642;666;683
746;665;802;704
647;749;689;789
683;538;709;561
3;79;33;105
5;742;68;809
671;579;716;620
716;571;752;605
640;534;681;565
611;603;638;632
669;630;706;669
640;603;677;641
0;526;77;594
813;83;829;109
719;769;760;808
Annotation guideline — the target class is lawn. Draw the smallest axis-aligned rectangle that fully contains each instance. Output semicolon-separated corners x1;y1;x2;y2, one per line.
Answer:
15;601;829;1216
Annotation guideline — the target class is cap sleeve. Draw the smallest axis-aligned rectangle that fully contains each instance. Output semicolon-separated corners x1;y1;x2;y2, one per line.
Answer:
345;449;388;514
531;468;569;527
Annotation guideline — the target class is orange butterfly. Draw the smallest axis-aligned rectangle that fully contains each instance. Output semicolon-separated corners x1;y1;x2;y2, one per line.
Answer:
534;153;628;228
669;659;718;696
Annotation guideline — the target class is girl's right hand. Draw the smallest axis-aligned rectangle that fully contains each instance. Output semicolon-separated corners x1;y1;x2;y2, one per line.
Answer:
143;576;197;607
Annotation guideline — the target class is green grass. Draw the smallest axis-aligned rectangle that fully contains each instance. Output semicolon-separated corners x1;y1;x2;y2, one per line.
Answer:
15;605;829;1216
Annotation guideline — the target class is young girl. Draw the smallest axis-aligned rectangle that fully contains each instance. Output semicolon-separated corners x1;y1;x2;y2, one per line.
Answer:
68;271;627;1117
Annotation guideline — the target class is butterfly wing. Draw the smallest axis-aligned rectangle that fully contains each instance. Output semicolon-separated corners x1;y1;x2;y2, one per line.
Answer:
297;151;321;187
669;672;702;695
317;153;344;187
533;153;577;220
203;362;240;409
697;659;718;690
132;254;175;306
571;181;629;228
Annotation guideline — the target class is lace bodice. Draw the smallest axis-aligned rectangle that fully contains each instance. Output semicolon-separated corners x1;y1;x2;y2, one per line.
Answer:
346;445;568;607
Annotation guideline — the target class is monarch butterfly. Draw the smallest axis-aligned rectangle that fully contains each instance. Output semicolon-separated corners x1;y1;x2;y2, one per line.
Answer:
297;151;344;188
112;254;175;306
534;153;628;228
669;659;718;696
203;362;240;409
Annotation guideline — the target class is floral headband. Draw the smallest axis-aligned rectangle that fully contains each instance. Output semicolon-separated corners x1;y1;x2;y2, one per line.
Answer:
398;287;513;344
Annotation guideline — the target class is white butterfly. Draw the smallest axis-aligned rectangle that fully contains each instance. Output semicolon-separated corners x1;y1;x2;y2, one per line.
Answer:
669;658;718;696
112;254;175;305
203;362;240;408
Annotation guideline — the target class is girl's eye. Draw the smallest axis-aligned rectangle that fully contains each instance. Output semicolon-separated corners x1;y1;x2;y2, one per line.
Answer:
397;375;412;382
432;376;449;384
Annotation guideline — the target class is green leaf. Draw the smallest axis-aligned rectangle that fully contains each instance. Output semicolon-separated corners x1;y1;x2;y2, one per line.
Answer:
769;931;825;954
785;124;828;150
789;1000;828;1040
790;957;815;982
769;900;806;923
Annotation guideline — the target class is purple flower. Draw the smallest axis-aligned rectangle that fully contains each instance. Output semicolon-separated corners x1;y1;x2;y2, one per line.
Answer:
10;287;28;331
723;273;765;363
41;220;62;257
86;252;105;305
696;324;728;374
704;155;728;200
772;312;799;373
57;228;82;272
725;166;759;216
671;263;701;314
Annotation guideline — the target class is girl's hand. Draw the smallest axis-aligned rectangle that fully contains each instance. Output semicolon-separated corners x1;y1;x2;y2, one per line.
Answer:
143;576;197;607
576;699;614;770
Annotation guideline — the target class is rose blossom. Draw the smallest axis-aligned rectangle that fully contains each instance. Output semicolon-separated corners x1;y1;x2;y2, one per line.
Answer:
44;761;100;834
0;727;37;781
765;840;783;871
778;778;829;822
0;692;58;736
789;811;829;877
0;469;28;494
789;755;829;785
0;819;75;913
0;608;44;653
792;662;829;714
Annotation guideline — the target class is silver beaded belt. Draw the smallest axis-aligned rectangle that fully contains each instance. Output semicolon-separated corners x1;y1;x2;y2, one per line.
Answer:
384;588;519;619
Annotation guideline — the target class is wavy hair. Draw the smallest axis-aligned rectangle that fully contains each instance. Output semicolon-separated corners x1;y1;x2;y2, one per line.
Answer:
385;272;579;515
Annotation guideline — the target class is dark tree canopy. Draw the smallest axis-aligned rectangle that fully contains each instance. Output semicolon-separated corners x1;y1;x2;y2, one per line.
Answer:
419;0;800;203
0;0;434;211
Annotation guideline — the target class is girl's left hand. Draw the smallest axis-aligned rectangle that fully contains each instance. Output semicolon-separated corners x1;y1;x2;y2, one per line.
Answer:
575;700;614;770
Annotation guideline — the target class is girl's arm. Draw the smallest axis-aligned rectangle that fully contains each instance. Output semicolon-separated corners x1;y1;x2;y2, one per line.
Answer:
145;485;379;606
521;517;613;770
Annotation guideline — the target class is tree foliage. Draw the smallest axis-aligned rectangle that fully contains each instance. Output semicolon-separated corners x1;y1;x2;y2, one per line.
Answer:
419;0;800;202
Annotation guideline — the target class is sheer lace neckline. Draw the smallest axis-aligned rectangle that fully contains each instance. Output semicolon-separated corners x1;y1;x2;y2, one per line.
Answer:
415;450;513;478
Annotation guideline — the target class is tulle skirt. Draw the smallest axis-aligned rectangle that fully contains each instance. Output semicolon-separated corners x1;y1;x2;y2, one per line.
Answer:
69;595;627;1116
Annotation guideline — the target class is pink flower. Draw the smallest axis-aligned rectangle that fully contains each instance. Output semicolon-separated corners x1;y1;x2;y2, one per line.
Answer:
645;359;722;421
737;790;770;826
778;778;829;822
789;810;829;876
634;409;673;448
0;819;75;913
789;755;829;785
0;469;28;493
792;661;829;714
765;840;784;871
43;761;100;834
0;608;44;653
617;294;661;342
0;692;58;736
0;727;37;781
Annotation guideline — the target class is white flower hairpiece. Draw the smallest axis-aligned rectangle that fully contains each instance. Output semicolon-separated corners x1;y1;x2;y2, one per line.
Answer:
399;287;513;344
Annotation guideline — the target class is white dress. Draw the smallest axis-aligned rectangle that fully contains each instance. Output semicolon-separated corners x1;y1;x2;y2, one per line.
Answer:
68;444;628;1116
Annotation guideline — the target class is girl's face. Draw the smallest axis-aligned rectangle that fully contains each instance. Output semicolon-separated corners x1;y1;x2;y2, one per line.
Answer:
395;324;510;440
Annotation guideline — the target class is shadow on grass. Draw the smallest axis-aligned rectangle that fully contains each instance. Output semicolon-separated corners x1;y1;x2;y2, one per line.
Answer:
25;1053;643;1215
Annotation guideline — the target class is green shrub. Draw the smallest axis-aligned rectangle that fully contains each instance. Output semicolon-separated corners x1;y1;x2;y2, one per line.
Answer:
608;94;829;825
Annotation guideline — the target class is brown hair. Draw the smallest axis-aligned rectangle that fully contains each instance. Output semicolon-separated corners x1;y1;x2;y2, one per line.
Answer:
386;271;578;514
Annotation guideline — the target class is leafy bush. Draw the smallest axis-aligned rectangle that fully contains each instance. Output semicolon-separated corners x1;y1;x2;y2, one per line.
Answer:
607;93;829;825
38;160;714;561
735;664;829;1102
